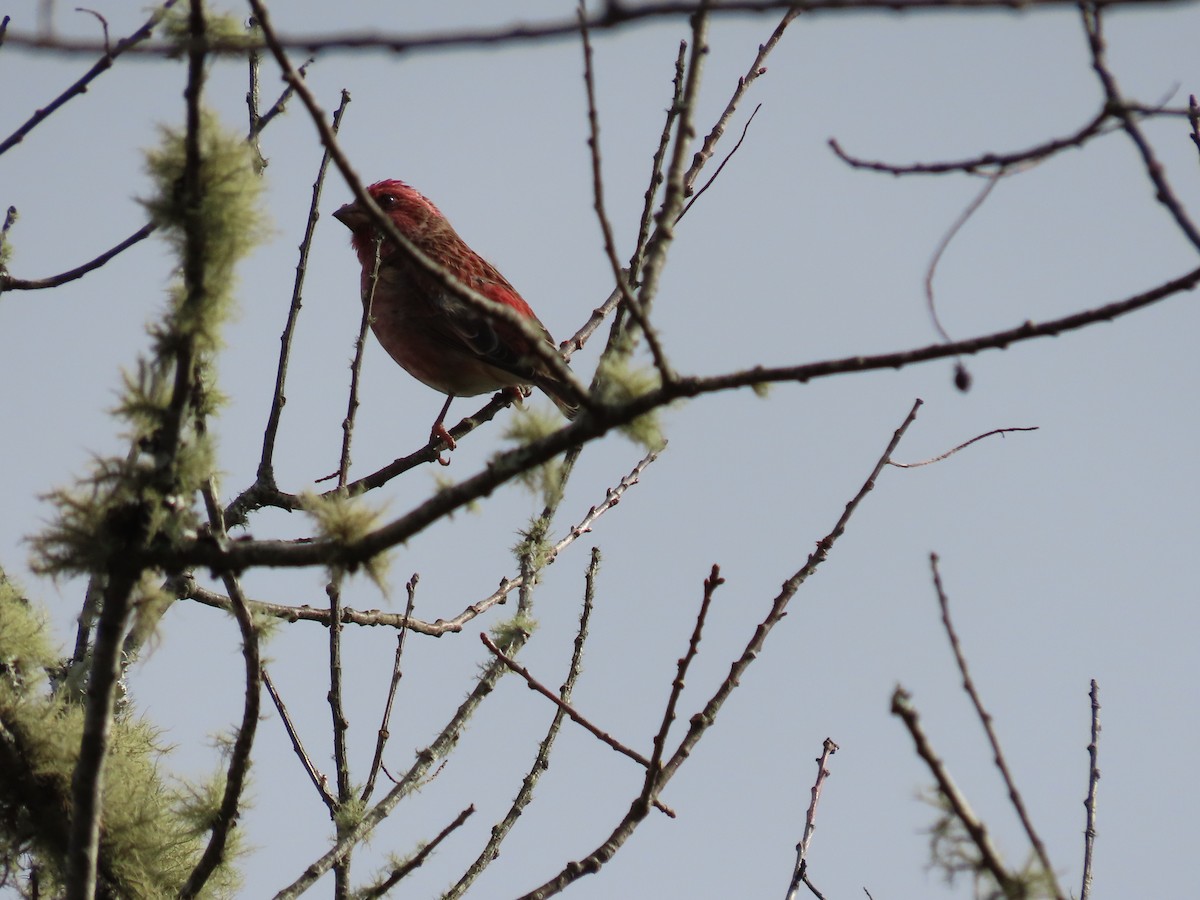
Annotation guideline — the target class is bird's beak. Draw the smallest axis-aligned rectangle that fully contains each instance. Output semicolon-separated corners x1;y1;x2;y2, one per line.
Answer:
332;200;366;230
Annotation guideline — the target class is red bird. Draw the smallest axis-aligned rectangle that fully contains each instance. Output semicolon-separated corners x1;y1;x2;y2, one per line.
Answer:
333;179;579;459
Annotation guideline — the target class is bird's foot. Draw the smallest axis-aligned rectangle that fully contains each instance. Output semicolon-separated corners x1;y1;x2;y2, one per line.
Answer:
431;422;457;466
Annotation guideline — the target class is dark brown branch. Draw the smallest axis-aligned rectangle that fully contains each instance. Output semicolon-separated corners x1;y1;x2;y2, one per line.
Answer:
0;224;156;292
1081;3;1200;253
929;553;1062;898
644;564;724;795
5;1;1187;58
828;106;1112;176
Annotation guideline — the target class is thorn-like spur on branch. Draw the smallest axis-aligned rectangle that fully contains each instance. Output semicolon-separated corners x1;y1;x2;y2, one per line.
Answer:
887;426;1038;468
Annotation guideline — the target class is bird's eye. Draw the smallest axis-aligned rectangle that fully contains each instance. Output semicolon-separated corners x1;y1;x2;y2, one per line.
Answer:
375;193;398;210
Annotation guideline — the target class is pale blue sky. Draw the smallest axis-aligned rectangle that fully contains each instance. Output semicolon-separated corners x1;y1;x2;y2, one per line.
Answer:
2;2;1198;898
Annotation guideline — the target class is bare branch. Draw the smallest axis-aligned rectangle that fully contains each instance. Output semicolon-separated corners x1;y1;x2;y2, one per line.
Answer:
1080;679;1102;900
786;737;839;900
361;574;419;804
929;553;1062;898
0;224;156;292
891;686;1020;895
357;805;475;899
262;666;337;813
1081;3;1200;252
6;1;1186;59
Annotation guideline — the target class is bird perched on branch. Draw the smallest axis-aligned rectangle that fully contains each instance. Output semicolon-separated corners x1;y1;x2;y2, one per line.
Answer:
333;179;579;462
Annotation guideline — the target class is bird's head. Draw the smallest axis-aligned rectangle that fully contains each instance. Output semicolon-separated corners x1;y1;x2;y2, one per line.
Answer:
332;179;445;240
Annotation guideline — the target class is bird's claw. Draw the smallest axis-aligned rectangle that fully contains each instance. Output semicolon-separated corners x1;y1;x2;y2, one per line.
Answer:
432;422;456;466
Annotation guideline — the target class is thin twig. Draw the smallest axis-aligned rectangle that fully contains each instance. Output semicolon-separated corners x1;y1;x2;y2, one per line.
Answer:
677;102;762;222
262;665;337;812
929;553;1063;897
326;576;353;898
0;0;179;157
786;738;839;900
480;632;650;768
887;426;1038;468
361;574;419;804
683;8;799;195
924;171;1004;344
0;223;156;292
644;564;724;795
330;234;381;485
578;2;676;383
358;805;475;899
257;91;352;492
1080;679;1101;900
